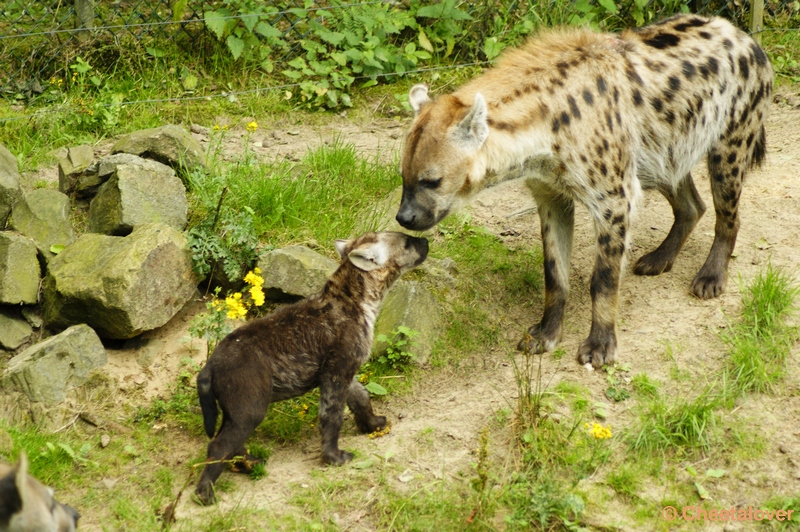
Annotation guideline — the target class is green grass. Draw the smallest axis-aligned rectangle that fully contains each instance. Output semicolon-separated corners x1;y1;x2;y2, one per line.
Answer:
185;137;399;248
721;264;799;398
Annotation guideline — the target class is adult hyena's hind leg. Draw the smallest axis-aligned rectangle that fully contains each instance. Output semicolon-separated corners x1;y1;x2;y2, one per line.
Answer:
633;175;706;276
692;124;767;299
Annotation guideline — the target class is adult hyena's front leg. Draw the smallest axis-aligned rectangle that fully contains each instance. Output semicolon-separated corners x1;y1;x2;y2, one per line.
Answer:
578;201;629;368
518;184;574;354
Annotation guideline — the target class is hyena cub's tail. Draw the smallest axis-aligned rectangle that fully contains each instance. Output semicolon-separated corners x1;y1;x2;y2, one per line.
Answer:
197;365;218;438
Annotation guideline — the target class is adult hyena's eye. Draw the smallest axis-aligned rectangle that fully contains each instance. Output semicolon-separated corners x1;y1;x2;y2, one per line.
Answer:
419;178;442;190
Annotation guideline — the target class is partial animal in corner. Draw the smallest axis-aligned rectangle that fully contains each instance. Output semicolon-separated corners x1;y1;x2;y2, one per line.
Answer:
0;451;80;532
194;231;429;505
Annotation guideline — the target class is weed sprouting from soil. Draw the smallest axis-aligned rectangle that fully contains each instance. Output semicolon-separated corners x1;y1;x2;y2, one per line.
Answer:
721;263;799;398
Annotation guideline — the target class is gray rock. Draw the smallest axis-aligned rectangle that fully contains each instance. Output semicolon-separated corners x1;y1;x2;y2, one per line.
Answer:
257;246;338;300
0;308;33;349
42;223;200;339
21;306;43;328
88;156;187;235
9;189;76;261
0;232;40;304
112;124;207;175
0;143;22;227
1;324;106;406
57;145;95;196
372;281;441;365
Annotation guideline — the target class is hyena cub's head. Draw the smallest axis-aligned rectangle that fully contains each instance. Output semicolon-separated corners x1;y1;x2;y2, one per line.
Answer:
396;84;489;231
334;232;428;286
0;452;80;532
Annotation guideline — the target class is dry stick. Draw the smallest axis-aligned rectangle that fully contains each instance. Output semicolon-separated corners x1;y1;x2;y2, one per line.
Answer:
159;456;250;530
203;186;229;297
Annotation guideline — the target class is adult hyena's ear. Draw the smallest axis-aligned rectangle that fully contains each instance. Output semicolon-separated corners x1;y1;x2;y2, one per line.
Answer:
408;84;431;115
451;92;489;151
348;242;389;272
334;239;350;260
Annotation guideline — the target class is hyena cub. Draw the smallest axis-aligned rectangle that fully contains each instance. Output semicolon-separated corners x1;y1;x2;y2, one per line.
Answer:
1;452;80;532
397;15;772;368
195;231;428;504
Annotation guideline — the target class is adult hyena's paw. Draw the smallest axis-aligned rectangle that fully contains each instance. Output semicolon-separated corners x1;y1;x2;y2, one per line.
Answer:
633;250;674;276
691;270;727;299
322;448;354;466
516;323;561;354
577;331;617;369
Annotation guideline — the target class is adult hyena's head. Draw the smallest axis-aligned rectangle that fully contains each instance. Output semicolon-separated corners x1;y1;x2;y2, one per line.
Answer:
396;84;489;231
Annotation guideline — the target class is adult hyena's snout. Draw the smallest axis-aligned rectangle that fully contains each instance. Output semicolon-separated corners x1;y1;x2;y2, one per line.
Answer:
396;188;438;231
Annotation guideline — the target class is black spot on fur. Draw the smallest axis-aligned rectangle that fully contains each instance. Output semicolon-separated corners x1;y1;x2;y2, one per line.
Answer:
604;209;613;220
600;163;608;176
632;89;643;106
597;76;608;95
751;43;768;66
651;97;664;113
551;118;560;134
590;265;616;295
727;152;737;164
665;111;675;124
699;31;712;39
612;214;624;225
644;33;681;49
682;61;696;79
560;111;571;127
626;67;643;86
583;89;594;105
723;38;733;48
738;56;750;80
668;76;681;91
707;57;719;74
673;17;708;32
567;96;581;119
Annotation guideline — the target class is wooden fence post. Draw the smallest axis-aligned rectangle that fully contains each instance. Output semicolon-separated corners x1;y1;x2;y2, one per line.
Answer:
75;0;95;41
750;0;764;44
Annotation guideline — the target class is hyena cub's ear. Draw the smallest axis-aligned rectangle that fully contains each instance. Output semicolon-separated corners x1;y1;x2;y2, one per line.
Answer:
348;242;389;272
334;239;350;260
408;84;431;115
451;92;489;150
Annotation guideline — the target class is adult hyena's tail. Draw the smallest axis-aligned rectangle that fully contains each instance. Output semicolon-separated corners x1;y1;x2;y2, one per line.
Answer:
197;365;218;438
750;124;767;169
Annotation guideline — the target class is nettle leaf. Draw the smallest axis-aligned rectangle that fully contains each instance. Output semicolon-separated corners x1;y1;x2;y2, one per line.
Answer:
242;12;259;33
597;0;618;13
255;21;282;39
316;28;346;46
172;0;188;22
418;29;433;52
204;9;230;40
287;57;307;69
226;35;245;60
282;69;302;80
484;37;505;60
331;52;348;66
365;381;388;395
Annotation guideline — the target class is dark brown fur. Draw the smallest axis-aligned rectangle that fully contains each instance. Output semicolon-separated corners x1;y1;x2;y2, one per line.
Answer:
194;232;428;504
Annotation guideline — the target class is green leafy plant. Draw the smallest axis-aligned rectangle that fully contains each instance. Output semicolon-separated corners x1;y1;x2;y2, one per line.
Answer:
375;325;418;371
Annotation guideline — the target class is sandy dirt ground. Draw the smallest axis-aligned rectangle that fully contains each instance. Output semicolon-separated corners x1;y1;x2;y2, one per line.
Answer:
25;88;800;530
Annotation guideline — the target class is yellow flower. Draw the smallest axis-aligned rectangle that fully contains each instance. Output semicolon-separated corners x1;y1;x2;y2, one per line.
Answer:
587;422;612;440
369;423;391;439
224;292;248;320
246;121;258;133
243;270;264;287
213;124;220;131
250;285;265;307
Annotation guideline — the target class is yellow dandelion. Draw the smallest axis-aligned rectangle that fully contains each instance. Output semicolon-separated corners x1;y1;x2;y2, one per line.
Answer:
369;424;391;439
587;422;612;440
250;286;265;307
213;124;221;131
246;121;258;133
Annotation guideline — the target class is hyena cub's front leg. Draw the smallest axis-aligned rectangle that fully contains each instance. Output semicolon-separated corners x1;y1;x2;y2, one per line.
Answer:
577;202;630;369
518;185;574;354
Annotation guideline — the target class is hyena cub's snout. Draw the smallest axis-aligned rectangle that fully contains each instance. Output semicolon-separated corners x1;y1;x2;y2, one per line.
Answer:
401;234;429;266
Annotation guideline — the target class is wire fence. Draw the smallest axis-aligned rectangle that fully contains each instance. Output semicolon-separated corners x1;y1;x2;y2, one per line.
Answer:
1;0;797;97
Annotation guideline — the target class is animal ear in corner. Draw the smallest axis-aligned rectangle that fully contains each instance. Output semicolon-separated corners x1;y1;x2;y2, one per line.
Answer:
408;84;431;115
334;239;350;260
348;243;387;272
451;92;489;151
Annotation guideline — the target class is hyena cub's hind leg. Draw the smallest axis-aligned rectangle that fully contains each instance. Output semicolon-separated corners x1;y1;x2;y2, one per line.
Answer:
634;175;706;276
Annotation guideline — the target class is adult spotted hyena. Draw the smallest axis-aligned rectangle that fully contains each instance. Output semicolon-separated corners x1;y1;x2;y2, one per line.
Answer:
396;15;772;368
